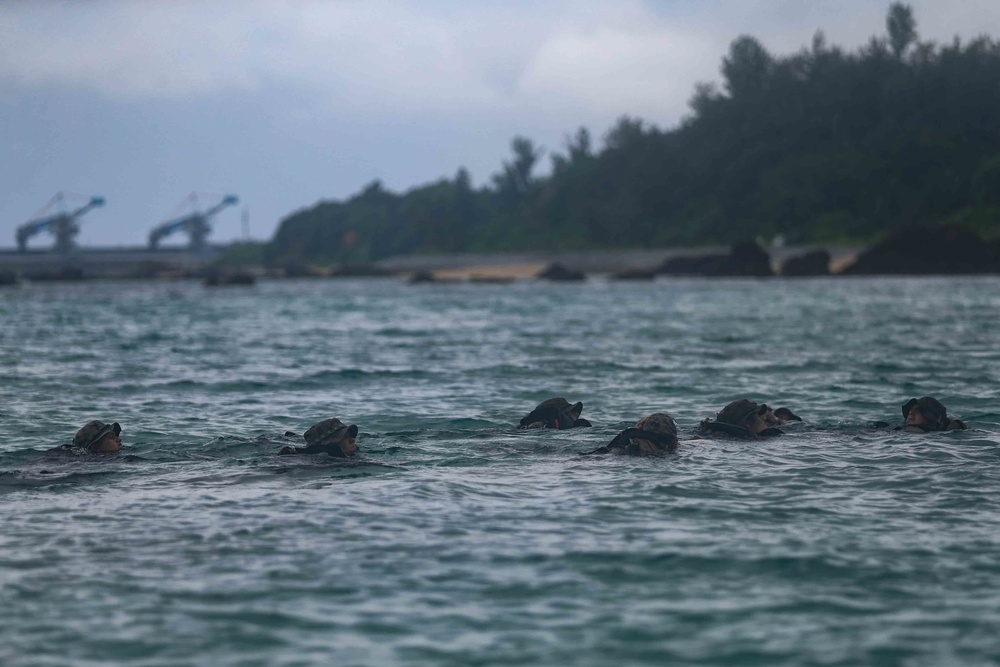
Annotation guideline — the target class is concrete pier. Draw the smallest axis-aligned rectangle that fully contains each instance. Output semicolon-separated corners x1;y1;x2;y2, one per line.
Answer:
0;246;223;279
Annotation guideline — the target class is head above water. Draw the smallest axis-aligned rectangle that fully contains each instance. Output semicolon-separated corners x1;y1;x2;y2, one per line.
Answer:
537;397;583;420
774;407;801;422
73;420;122;452
902;397;949;431
634;413;678;438
632;412;679;454
716;399;773;434
304;418;359;456
519;397;586;429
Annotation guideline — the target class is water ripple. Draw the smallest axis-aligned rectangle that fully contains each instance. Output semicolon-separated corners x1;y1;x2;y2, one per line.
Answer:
1;277;1000;665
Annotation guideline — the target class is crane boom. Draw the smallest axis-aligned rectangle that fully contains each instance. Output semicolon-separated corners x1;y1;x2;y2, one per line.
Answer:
148;194;238;251
16;195;105;252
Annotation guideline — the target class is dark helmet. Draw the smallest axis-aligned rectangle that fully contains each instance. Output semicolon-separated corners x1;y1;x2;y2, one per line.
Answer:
72;420;122;451
901;397;950;431
533;397;583;416
304;418;359;447
715;399;768;428
519;397;584;428
634;413;677;437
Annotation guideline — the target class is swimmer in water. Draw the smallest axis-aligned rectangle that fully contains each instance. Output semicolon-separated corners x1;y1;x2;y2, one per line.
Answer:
519;398;592;430
49;420;123;454
278;418;359;458
581;413;679;456
699;399;783;438
897;397;967;433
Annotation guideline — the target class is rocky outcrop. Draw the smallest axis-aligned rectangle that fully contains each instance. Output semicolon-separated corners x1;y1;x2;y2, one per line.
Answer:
279;263;325;278
840;226;1000;275
610;268;657;280
26;267;87;282
407;270;461;284
658;242;773;277
328;263;394;278
536;263;586;281
727;242;774;276
469;275;515;284
408;270;436;284
781;250;831;276
204;270;256;286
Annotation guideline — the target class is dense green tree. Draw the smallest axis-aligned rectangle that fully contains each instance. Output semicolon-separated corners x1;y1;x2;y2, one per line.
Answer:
972;156;1000;206
887;3;918;58
721;36;774;98
266;3;1000;264
492;136;542;202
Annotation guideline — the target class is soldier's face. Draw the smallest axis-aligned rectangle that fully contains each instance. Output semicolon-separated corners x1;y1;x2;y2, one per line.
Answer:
339;436;357;456
93;432;122;452
746;415;769;434
906;407;927;426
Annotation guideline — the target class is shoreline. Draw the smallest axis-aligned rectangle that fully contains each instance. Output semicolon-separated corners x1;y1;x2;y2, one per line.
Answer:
11;242;1000;282
377;245;863;279
1;244;863;282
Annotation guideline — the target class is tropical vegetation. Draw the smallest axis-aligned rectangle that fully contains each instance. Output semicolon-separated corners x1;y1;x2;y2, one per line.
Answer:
264;4;1000;265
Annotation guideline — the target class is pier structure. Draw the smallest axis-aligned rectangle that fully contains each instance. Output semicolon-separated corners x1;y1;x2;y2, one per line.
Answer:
0;245;225;280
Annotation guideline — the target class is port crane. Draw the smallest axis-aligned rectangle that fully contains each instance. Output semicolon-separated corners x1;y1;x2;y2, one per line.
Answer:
16;193;106;252
148;193;239;251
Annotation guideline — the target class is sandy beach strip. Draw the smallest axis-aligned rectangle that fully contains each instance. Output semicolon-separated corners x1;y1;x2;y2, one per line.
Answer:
430;262;547;280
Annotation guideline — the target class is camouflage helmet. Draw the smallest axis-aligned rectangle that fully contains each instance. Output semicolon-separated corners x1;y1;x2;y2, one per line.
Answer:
716;399;766;428
519;397;584;429
304;418;358;447
634;413;677;437
533;397;583;415
901;397;949;430
72;420;121;450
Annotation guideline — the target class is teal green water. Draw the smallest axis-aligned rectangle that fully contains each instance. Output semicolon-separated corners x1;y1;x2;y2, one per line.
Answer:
1;277;999;666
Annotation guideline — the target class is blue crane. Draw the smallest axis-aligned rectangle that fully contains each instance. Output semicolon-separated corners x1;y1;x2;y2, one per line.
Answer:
148;193;239;251
16;193;106;252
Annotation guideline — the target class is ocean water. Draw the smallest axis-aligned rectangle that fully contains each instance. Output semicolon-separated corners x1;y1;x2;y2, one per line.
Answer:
1;276;999;666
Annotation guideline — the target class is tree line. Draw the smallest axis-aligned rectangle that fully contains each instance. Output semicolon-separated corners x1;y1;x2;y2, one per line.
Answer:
264;4;1000;266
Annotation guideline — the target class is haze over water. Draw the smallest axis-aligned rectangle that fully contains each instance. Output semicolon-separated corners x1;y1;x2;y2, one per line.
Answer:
2;276;999;666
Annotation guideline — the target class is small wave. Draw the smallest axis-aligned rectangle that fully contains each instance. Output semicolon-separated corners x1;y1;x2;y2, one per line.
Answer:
373;327;433;337
288;368;435;387
0;469;119;493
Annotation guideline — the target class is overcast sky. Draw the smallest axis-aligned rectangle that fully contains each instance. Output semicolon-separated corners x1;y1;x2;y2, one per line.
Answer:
2;1;998;249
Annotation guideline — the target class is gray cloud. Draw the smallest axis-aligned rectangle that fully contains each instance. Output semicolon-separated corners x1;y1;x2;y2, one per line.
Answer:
3;1;996;122
1;0;998;246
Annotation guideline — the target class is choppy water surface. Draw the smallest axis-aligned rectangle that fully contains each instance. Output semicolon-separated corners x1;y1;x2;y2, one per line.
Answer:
2;277;999;666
